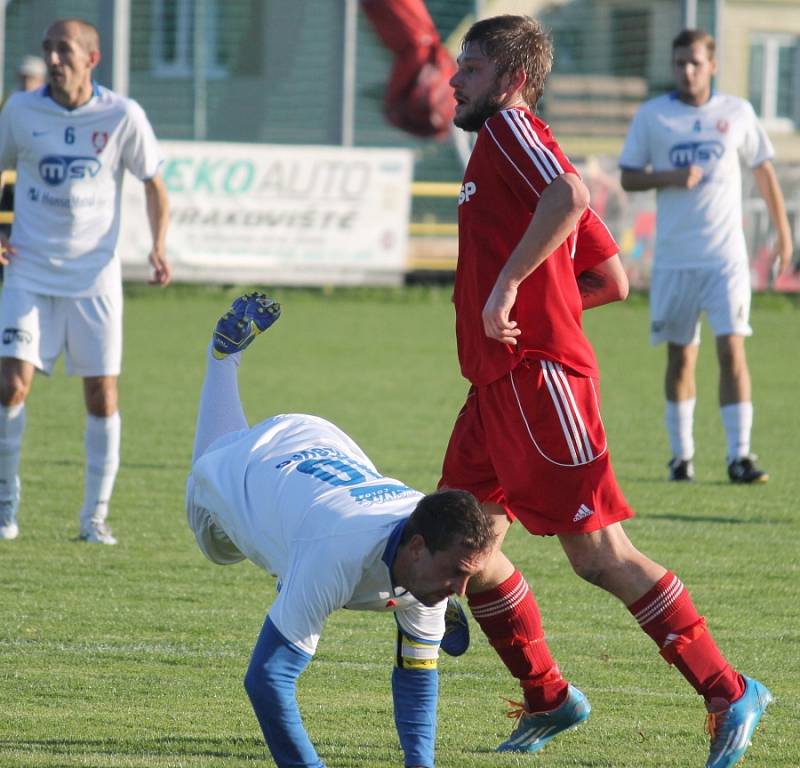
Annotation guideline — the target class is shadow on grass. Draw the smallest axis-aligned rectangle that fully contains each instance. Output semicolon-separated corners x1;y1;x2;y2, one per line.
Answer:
0;736;471;767
40;458;187;471
644;513;780;525
0;738;617;768
0;736;264;760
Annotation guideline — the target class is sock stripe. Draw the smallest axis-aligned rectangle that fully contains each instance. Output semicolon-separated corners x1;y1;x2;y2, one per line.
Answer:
470;579;529;619
633;575;684;627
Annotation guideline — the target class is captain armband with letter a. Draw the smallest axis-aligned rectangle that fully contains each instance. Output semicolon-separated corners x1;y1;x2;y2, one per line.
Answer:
396;629;439;670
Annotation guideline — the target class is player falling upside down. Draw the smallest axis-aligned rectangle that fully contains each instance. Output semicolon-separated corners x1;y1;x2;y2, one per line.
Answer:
186;292;496;768
440;15;772;768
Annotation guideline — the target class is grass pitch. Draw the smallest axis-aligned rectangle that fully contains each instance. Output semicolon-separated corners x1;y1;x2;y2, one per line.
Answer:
0;285;797;768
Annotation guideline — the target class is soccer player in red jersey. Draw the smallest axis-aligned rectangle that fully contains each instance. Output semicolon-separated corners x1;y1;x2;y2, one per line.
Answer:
439;16;770;768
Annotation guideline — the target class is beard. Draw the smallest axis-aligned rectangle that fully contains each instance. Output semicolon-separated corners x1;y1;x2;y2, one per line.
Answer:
453;88;505;132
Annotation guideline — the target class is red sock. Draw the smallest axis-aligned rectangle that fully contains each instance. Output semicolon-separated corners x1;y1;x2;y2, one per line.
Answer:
628;571;744;704
468;570;567;711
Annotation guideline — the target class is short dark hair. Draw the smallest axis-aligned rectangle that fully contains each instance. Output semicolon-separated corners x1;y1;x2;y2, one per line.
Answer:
462;15;553;109
402;489;496;554
672;28;715;58
47;19;101;54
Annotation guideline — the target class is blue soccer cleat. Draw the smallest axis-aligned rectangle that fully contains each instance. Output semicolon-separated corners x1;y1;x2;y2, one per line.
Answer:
705;675;773;768
440;597;469;657
496;684;591;754
212;292;281;359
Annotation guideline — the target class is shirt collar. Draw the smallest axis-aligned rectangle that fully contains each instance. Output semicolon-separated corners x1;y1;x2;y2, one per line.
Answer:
382;518;408;582
43;81;101;109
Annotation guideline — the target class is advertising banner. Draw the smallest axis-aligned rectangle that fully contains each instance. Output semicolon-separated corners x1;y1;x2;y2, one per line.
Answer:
119;141;414;285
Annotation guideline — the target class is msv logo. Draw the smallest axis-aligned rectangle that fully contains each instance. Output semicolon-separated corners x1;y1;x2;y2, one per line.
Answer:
2;328;32;345
669;141;724;167
38;155;102;186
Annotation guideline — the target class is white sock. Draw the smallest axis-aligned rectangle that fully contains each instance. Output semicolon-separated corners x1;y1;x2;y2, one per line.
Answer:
665;399;695;461
0;403;25;501
720;402;753;462
192;344;248;464
82;412;121;527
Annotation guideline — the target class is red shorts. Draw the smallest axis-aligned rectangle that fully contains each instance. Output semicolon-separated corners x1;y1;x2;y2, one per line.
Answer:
439;359;634;535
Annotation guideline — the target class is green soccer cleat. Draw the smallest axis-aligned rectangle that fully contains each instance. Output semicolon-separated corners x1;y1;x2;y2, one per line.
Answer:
212;292;281;359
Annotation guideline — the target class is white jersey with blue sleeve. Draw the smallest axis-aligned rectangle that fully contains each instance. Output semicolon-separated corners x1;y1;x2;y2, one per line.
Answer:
619;93;773;269
188;412;445;767
0;84;162;297
189;413;446;655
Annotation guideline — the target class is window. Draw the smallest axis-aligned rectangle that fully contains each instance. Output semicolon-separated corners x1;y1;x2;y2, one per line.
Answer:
152;0;228;78
553;28;586;73
610;9;650;78
748;34;798;131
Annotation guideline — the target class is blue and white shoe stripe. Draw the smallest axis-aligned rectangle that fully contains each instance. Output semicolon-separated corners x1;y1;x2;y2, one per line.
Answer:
505;723;559;749
496;684;591;754
706;676;772;768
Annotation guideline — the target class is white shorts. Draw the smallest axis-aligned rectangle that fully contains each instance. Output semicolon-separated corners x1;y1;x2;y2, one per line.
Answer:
0;285;123;376
649;261;752;346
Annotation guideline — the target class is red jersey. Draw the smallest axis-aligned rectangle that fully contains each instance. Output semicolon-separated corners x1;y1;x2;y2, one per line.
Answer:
454;107;607;386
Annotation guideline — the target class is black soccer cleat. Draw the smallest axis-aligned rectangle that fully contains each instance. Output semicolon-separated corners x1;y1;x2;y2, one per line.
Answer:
727;455;768;485
668;457;694;482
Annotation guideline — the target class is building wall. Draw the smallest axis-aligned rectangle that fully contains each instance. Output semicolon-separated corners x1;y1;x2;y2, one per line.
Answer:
3;1;797;166
123;0;467;183
720;2;800;94
721;2;800;160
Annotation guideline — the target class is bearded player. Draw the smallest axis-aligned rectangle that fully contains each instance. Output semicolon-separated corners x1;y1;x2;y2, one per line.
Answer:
438;15;771;768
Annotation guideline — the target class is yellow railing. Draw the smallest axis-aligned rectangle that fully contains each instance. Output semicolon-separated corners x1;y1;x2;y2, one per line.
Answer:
0;170;15;226
407;181;459;271
409;181;459;237
410;181;460;198
0;172;460;271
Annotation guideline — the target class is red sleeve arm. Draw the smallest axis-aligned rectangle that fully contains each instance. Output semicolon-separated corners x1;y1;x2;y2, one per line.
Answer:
573;207;620;275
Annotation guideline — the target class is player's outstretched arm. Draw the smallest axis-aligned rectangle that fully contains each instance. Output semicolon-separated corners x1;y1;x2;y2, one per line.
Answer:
244;617;326;768
143;174;171;285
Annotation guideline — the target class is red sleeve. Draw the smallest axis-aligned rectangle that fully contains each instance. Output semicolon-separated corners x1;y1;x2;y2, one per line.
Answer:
572;207;619;276
482;108;577;210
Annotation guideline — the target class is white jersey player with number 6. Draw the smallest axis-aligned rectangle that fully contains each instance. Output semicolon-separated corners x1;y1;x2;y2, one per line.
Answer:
186;292;496;768
0;83;160;295
0;18;171;544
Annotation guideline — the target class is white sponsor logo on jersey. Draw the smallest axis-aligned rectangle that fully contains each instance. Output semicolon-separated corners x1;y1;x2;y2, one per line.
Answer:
458;181;476;205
